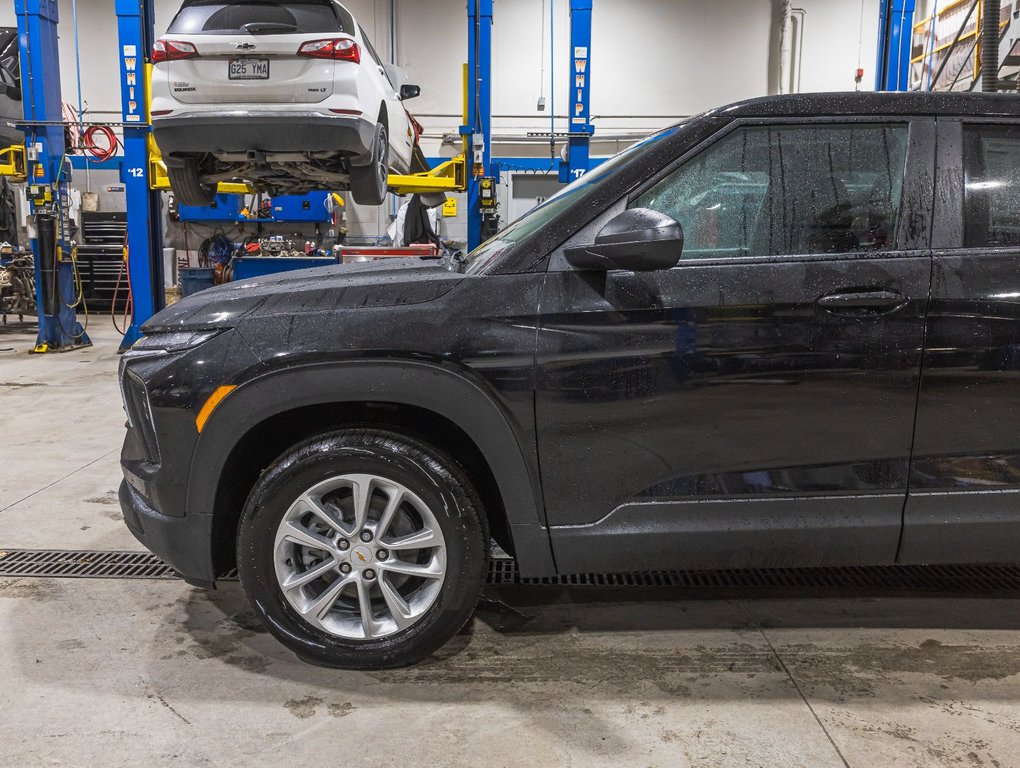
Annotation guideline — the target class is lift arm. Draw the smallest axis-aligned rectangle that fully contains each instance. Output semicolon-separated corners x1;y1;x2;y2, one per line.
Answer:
0;144;26;182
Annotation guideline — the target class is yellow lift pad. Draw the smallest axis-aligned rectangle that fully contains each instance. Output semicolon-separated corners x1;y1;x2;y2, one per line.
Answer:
0;144;27;182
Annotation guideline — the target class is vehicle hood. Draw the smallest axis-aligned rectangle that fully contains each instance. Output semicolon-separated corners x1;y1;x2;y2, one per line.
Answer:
144;258;465;332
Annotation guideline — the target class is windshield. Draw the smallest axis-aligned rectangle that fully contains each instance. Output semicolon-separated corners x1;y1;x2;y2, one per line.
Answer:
464;126;681;274
168;1;348;35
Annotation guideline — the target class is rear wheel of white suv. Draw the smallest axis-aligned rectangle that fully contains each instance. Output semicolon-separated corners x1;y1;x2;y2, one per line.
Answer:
168;158;217;208
350;122;389;206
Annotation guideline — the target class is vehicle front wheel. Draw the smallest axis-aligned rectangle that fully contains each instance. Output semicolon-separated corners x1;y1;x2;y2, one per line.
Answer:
236;428;488;669
167;158;216;207
349;122;389;206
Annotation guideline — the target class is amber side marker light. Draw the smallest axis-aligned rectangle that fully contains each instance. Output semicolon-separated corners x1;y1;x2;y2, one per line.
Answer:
196;385;237;433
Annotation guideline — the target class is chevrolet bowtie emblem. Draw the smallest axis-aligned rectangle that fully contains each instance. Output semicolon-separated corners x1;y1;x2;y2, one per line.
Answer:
236;42;257;50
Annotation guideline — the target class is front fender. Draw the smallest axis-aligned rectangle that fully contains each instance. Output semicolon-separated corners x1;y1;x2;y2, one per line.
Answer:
186;359;556;577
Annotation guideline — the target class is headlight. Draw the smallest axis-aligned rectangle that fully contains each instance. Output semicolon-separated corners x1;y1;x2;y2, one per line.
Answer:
131;329;224;353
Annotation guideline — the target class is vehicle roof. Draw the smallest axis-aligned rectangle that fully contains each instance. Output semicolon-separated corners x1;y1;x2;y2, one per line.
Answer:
703;91;1020;119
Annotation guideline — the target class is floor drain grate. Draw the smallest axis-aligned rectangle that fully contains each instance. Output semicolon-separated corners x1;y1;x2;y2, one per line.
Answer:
487;559;1020;593
2;549;1020;594
0;549;178;580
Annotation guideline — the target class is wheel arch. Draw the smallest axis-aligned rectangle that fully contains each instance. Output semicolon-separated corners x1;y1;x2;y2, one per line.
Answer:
187;360;555;579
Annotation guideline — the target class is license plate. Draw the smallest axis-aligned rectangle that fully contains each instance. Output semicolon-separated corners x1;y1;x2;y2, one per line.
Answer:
228;58;269;80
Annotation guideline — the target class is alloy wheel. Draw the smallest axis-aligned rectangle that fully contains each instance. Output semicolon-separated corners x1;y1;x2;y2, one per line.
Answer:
273;473;447;640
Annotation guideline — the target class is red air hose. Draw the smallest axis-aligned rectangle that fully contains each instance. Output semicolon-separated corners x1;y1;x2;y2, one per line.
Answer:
82;125;119;162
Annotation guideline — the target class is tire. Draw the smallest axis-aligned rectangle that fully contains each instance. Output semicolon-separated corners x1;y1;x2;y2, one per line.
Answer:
236;428;488;669
168;158;216;207
350;122;389;206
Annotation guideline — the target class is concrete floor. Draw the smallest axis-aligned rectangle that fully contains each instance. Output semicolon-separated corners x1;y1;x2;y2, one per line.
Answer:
2;318;1020;767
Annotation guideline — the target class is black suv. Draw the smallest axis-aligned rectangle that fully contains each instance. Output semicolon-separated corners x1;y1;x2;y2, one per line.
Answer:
120;92;1020;668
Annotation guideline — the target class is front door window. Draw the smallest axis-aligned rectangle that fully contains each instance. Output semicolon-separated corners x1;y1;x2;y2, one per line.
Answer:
633;124;909;259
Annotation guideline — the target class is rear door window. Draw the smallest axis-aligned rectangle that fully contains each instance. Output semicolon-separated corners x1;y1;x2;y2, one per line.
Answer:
963;124;1020;248
168;1;347;35
633;123;909;260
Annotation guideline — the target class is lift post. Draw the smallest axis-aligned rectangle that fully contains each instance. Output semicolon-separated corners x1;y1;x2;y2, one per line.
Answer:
15;0;89;351
560;0;594;183
465;0;495;251
876;0;917;90
116;0;165;349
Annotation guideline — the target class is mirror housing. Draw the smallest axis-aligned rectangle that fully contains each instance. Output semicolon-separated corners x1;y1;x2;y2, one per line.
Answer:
399;84;421;101
564;208;684;271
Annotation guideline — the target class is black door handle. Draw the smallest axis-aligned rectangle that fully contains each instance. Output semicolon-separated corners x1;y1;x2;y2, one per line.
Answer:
816;289;907;313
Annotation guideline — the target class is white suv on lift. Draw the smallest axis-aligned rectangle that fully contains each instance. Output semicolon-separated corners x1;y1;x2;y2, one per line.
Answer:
151;0;423;206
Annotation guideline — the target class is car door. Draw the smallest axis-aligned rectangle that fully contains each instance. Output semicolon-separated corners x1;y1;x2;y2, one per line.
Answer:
899;117;1020;564
357;25;412;172
535;117;936;574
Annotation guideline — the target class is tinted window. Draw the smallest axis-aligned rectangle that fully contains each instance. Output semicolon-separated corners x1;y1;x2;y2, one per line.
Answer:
633;123;908;259
964;124;1020;248
168;1;347;35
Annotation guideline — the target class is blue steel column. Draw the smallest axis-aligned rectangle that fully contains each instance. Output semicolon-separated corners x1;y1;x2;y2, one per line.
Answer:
875;0;916;91
559;0;593;183
465;0;492;251
15;0;90;350
116;0;164;349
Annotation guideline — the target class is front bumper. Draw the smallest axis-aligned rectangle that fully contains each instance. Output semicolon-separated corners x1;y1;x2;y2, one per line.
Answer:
121;480;216;588
152;111;375;160
118;328;264;587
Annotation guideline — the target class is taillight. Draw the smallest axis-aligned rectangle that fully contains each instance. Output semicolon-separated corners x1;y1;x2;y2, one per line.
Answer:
152;39;199;64
297;38;360;63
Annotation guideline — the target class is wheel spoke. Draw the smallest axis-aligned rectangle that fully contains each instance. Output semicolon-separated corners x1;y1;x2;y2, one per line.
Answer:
356;578;377;638
280;557;338;591
299;494;348;537
282;521;334;553
378;573;414;630
375;488;404;539
351;477;373;534
300;574;351;622
380;557;444;579
383;528;437;551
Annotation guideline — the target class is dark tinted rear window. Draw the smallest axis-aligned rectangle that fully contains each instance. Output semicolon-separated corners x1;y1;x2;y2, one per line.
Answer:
964;124;1020;249
168;1;348;35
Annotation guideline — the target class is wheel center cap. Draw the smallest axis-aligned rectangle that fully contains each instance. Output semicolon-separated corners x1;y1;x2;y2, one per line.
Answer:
350;546;373;568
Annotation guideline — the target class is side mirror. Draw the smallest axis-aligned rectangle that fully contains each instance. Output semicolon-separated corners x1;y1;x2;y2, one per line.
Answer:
564;208;683;271
399;84;421;100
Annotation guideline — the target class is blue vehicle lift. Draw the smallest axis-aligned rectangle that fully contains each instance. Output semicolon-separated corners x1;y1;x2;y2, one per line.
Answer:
116;0;164;349
465;0;495;248
560;0;594;184
15;0;90;352
875;0;917;91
